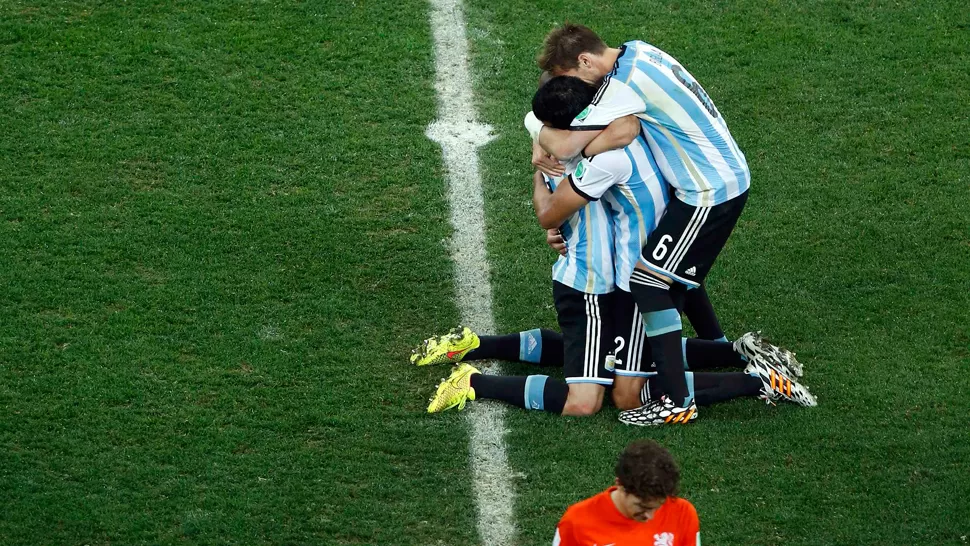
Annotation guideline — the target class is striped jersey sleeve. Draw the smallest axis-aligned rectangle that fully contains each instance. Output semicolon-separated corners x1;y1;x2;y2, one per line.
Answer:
555;142;668;293
605;139;668;292
568;150;634;201
569;77;646;130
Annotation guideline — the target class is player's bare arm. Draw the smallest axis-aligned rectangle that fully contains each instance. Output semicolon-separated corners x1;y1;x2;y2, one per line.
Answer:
528;75;637;161
583;115;640;156
531;170;589;230
531;140;565;177
536;125;599;161
532;27;637;159
526;74;600;162
534;114;638;161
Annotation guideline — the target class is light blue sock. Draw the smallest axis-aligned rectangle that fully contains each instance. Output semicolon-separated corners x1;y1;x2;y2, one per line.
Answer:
681;337;689;369
644;309;681;336
685;371;695;406
524;375;548;410
519;329;542;363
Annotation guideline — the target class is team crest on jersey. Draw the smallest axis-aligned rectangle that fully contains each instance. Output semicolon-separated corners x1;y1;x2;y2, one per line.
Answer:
574;161;586;180
654;532;675;546
574;105;592;122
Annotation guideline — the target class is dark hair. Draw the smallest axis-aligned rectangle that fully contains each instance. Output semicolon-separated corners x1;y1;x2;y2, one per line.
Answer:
537;23;607;73
614;440;681;501
532;76;598;130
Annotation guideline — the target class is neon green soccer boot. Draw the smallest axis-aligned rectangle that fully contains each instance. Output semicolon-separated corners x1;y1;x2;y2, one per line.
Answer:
427;364;480;413
410;326;480;366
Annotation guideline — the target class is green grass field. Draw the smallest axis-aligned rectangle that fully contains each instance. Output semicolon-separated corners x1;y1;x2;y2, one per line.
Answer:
2;0;968;544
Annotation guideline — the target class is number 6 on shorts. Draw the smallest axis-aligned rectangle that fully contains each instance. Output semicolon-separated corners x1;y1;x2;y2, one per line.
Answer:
651;234;673;261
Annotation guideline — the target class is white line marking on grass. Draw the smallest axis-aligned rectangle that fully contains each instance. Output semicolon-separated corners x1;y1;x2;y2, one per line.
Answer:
425;0;516;545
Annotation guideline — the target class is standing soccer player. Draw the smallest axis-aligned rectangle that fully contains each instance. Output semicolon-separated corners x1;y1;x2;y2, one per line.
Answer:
554;439;699;546
525;24;753;425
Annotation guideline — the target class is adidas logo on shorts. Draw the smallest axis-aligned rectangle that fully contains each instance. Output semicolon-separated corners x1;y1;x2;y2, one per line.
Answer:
684;266;697;276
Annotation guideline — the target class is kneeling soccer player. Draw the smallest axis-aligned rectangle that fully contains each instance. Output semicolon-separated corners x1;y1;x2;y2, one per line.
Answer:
554;439;699;546
414;142;752;415
415;68;814;418
528;74;813;421
528;25;753;424
412;325;815;417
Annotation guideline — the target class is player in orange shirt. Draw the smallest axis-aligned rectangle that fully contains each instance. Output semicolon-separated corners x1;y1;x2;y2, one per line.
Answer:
554;440;700;546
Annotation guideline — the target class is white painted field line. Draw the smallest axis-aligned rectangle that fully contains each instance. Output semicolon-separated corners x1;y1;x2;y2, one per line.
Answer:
425;0;516;545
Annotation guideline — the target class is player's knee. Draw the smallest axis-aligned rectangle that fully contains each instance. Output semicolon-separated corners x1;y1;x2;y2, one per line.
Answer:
612;389;641;410
564;399;602;416
611;384;643;410
612;377;646;410
563;386;604;416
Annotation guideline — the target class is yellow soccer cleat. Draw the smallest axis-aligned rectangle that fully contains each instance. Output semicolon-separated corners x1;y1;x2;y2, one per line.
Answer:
410;326;481;366
427;364;480;413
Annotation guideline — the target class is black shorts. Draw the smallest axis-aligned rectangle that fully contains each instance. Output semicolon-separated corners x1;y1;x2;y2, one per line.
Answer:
640;191;748;287
554;283;657;384
553;282;618;386
610;289;655;378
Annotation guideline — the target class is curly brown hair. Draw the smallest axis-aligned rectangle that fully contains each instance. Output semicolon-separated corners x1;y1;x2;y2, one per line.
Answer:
614;440;681;501
537;23;607;73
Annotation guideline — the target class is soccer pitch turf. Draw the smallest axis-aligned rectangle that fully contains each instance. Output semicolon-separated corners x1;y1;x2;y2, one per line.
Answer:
1;0;969;544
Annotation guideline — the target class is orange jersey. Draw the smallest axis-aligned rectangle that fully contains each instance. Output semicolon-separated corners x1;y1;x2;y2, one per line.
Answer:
553;487;700;546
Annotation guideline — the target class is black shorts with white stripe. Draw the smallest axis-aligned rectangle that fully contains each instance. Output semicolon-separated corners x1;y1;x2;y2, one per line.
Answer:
552;281;617;386
640;191;748;287
610;288;655;378
613;289;655;377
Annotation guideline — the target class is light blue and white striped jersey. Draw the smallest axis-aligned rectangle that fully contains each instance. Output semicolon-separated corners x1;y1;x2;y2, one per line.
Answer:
571;40;750;207
570;136;669;291
546;161;616;295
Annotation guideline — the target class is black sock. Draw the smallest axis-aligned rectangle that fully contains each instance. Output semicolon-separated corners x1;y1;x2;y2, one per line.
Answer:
469;374;568;414
630;271;690;406
529;329;564;366
692;373;763;406
651;331;689;404
465;334;519;361
641;372;761;407
683;284;726;340
640;371;695;406
641;376;661;404
684;339;746;370
466;329;563;366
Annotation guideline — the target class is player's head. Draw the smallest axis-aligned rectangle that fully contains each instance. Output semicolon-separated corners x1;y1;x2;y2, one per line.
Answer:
538;23;609;82
538;70;554;88
532;75;598;130
613;440;681;522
